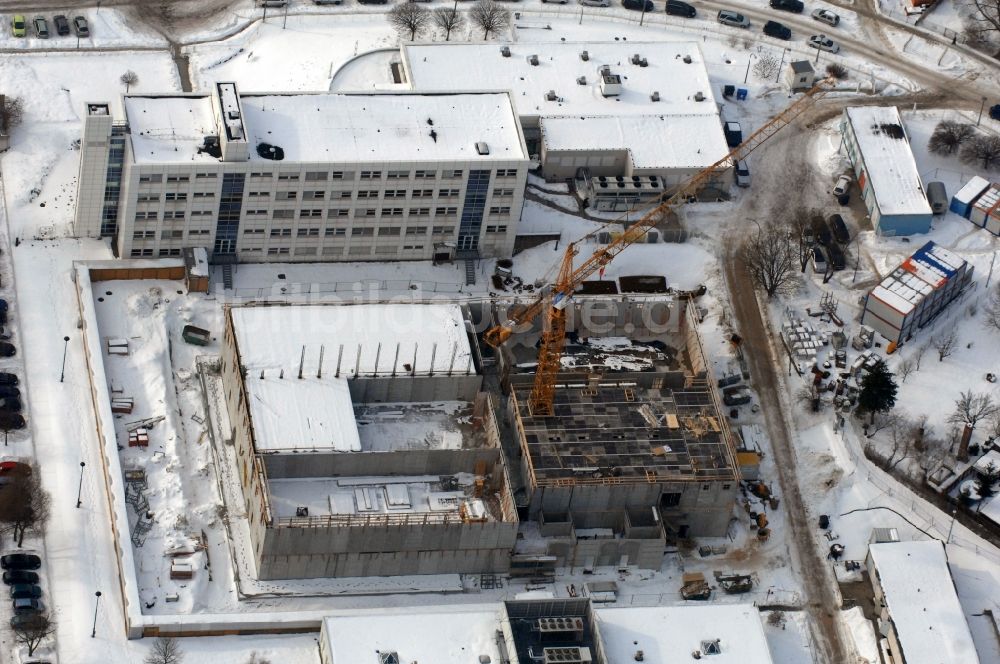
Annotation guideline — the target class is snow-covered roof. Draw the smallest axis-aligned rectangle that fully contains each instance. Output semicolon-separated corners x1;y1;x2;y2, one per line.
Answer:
240;92;525;162
869;241;968;314
230;303;473;377
870;268;933;315
269;476;487;518
868;541;980;664
402;42;720;121
541;114;732;170
245;374;360;453
844;107;931;217
598;605;773;663
124;95;220;164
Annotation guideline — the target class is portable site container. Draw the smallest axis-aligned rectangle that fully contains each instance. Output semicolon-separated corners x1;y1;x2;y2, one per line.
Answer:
971;185;1000;227
950;176;990;218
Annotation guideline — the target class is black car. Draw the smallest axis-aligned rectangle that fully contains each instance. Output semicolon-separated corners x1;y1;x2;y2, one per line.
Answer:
1;554;41;571
0;386;19;399
763;20;792;39
0;412;26;430
0;373;17;386
770;0;804;11
0;342;15;358
811;217;831;245
829;214;850;244
73;15;89;38
10;613;45;630
2;569;38;585
0;397;22;413
665;0;695;16
53;14;70;35
827;243;846;271
623;0;655;10
10;584;42;599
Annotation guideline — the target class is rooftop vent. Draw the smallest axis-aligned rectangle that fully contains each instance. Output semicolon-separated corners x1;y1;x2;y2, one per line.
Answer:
701;640;722;656
683;54;693;64
694;91;705;102
295;506;309;517
580;50;589;61
545;90;559;102
501;45;511;57
629;54;648;66
528;54;539;66
650;91;660;102
378;653;400;664
598;64;610;75
577;76;587;85
475;141;490;155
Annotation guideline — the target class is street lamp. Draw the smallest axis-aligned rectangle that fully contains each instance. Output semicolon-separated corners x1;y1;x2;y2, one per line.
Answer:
776;47;789;84
76;462;86;508
978;97;988;126
744;52;757;85
60;335;70;383
91;591;102;638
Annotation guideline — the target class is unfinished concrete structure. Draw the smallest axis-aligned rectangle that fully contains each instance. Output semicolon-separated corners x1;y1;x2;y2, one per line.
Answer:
494;285;739;568
221;302;518;579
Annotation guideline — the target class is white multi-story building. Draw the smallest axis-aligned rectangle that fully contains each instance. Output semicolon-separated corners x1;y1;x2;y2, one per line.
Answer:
75;83;529;263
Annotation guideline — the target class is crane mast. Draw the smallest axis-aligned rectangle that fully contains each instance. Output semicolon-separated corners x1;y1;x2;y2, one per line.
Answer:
486;79;834;416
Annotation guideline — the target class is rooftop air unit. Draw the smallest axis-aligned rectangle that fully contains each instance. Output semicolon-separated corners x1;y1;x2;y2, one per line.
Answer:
543;647;593;664
545;90;559;102
650;91;660;102
599;71;622;97
528;54;539;66
537;617;585;636
501;46;511;57
580;50;589;61
475;141;490;155
631;53;642;64
694;91;705;101
577;76;587;85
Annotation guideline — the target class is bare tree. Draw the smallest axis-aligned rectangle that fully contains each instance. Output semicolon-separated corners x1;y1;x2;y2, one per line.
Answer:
897;357;916;383
752;51;780;79
469;0;510;40
961;134;1000;170
984;285;1000;332
913;344;928;371
883;417;917;471
387;3;430;41
927;121;975;155
740;221;798;298
120;70;139;93
0;467;50;546
966;0;1000;43
865;410;901;438
933;330;958;361
948;390;998;431
432;7;465;41
144;637;184;664
825;62;848;80
246;654;272;664
12;614;55;657
0;95;24;132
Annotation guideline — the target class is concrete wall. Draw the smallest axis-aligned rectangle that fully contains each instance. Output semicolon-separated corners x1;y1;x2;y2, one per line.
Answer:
75;105;113;238
348;372;482;402
263;447;500;479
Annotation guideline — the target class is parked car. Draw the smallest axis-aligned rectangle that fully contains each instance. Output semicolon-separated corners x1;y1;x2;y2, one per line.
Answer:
723;121;743;147
13;598;44;614
808;34;840;53
734;160;751;187
542;0;570;4
0;397;23;413
827;242;846;271
622;0;654;10
812;216;831;245
0;343;16;358
763;20;792;39
833;174;851;196
812;7;839;26
717;9;750;28
580;0;611;5
665;0;696;16
770;0;803;11
829;214;850;243
356;0;389;4
10;613;45;630
11;15;26;37
0;461;30;484
991;104;1000;121
2;569;38;585
0;386;19;399
0;413;26;430
1;554;41;570
811;246;828;274
32;16;49;39
0;373;17;386
53;14;70;35
723;385;752;406
926;181;947;214
10;584;42;600
73;15;89;37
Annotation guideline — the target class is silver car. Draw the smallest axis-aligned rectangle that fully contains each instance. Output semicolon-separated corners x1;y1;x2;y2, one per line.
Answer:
809;34;841;53
580;0;611;5
811;7;840;26
717;9;750;28
734;160;751;188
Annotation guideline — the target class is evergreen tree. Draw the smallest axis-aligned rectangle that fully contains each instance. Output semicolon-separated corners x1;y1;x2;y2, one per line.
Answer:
857;359;898;423
976;461;999;499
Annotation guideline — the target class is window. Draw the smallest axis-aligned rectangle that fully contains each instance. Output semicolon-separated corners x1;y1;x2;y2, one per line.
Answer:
375;246;398;255
330;171;347;180
356;190;379;199
414;169;436;179
494;188;515;197
352;228;374;236
164;193;187;201
485;225;508;233
249;191;271;198
305;172;328;181
139;174;163;183
378;226;401;236
250;171;273;178
497;169;518;177
161;230;184;239
158;248;182;257
438;188;460;197
267;247;290;255
702;484;710;491
322;246;342;255
241;247;262;253
193;192;215;199
134;211;158;221
191;210;213;217
360;170;382;180
166;175;190;183
243;228;265;235
384;190;407;199
297;228;320;237
381;208;404;217
294;246;318;256
361;208;377;217
327;209;350;218
411;189;434;198
130;249;154;257
270;228;292;237
435;206;457;215
444;170;463;179
332;191;353;200
325;228;347;237
348;246;371;256
132;231;155;239
189;229;210;236
273;210;294;219
278;173;300;181
304;191;325;200
405;226;427;235
432;225;453;235
662;493;681;507
277;191;297;201
164;211;186;220
489;206;511;215
299;209;323;218
195;172;217;179
403;244;424;251
409;207;431;216
137;194;159;202
387;170;410;179
246;209;268;216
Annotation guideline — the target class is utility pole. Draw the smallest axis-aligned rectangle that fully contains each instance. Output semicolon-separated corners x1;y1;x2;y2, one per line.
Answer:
60;335;70;382
76;462;86;508
91;591;102;638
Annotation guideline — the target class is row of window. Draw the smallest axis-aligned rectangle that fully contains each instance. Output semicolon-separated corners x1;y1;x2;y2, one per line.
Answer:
136;187;518;203
137;169;520;185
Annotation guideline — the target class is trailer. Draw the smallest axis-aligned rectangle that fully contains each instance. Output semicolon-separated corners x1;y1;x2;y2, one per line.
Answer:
182;325;211;346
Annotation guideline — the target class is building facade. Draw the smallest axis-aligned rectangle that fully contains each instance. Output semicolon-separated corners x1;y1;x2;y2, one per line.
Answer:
75;83;529;263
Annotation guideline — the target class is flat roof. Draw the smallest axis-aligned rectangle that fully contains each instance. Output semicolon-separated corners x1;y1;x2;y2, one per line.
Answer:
869;241;968;315
844;106;932;217
354;401;487;452
403;42;720;120
245;374;360;453
541;114;732;170
598;605;773;663
230;303;473;378
868;541;980;664
124;95;219;164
